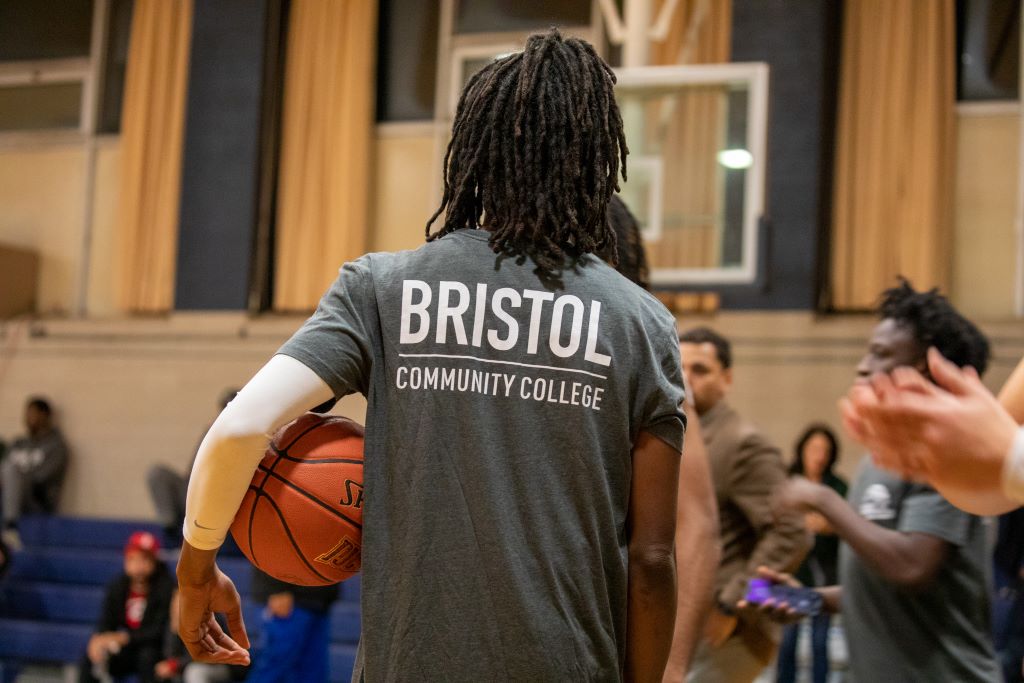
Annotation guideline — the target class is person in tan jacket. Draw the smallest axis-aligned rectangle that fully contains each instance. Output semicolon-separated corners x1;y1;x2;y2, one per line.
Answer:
679;327;809;683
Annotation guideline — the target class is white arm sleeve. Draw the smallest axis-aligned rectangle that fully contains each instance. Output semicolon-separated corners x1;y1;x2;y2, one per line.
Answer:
183;354;336;550
1001;426;1024;504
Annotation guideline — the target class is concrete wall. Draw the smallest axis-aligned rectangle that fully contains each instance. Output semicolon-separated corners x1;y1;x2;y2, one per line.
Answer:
0;140;89;315
952;105;1020;319
2;313;1019;520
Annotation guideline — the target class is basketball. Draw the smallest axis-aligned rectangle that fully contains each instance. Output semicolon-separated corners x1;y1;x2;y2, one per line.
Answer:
230;413;365;586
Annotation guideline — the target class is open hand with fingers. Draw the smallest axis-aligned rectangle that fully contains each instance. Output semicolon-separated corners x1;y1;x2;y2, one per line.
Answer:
839;348;1020;515
176;542;251;665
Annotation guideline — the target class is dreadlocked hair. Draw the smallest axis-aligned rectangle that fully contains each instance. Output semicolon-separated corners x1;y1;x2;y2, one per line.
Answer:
425;29;628;274
602;195;649;289
879;278;991;375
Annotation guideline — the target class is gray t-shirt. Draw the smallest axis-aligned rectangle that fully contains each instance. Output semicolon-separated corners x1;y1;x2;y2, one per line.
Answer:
278;229;686;682
839;460;1000;683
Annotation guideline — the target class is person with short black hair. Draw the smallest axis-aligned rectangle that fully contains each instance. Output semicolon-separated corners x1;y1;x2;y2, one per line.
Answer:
603;195;650;290
1;396;69;549
763;280;1001;682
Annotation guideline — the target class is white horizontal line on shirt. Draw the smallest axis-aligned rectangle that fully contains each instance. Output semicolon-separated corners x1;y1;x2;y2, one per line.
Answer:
397;353;608;380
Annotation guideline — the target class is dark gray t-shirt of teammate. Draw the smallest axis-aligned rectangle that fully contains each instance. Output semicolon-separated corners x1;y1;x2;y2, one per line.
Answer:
839;459;1000;683
278;229;686;682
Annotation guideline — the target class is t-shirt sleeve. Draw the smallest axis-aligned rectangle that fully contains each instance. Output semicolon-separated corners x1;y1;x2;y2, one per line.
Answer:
276;256;378;399
898;484;973;547
634;310;687;453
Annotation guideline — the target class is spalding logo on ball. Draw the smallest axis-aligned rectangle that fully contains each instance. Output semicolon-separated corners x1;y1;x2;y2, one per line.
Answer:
230;413;364;586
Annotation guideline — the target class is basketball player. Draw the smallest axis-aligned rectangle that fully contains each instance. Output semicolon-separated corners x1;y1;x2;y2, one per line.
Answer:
603;196;721;679
177;30;687;682
842;351;1024;515
750;281;1001;682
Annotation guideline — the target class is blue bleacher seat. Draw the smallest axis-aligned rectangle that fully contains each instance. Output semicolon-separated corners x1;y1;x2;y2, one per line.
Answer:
0;514;361;677
18;516;163;552
341;574;361;603
0;618;91;660
7;547;124;586
1;581;103;624
330;602;360;644
329;644;358;683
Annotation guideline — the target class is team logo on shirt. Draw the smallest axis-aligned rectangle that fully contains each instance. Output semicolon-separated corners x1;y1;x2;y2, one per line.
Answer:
859;484;896;521
400;280;611;366
395;280;612;412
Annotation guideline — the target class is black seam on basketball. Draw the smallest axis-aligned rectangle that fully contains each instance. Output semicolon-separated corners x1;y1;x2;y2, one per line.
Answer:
246;485;261;566
259;467;363;530
278;418;338;452
249;453;284;568
259;492;333;584
268;451;363;465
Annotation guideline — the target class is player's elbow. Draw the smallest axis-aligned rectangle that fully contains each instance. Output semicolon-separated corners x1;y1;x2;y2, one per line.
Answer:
885;561;940;590
629;542;677;588
206;412;271;450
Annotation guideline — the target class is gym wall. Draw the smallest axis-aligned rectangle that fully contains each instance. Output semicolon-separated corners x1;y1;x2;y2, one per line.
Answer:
1;313;1020;519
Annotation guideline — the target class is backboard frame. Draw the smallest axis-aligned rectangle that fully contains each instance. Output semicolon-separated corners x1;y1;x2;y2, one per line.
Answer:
615;62;770;286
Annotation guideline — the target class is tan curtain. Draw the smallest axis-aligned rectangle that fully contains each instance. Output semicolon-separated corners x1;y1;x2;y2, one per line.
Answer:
831;0;956;309
115;0;193;313
273;0;377;311
645;0;732;271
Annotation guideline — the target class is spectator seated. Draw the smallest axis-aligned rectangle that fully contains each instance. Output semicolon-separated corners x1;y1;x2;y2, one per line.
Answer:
0;515;360;682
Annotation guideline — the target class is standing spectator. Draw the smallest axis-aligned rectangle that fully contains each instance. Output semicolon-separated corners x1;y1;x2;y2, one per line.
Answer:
775;425;847;683
79;531;174;683
1;397;69;550
679;327;809;683
246;569;339;683
147;389;238;544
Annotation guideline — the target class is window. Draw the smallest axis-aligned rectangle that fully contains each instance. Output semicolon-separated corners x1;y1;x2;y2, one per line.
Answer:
0;0;133;135
957;0;1020;101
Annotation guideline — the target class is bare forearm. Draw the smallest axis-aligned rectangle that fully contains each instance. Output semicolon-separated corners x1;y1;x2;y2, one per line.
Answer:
177;542;217;584
815;585;842;614
814;491;936;586
664;414;719;680
626;549;677;683
664;529;718;679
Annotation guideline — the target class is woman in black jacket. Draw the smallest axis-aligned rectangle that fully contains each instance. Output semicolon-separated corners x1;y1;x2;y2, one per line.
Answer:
775;425;848;683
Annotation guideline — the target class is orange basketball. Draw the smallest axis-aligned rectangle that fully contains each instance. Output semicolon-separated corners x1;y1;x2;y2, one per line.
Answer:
230;413;364;586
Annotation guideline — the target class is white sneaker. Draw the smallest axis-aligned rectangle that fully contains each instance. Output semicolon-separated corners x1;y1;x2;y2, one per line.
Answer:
1;527;23;552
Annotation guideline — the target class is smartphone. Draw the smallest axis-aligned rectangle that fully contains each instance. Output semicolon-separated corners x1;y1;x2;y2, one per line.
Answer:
744;578;823;617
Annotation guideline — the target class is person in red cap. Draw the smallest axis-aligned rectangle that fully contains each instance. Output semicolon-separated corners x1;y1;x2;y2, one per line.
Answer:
78;530;174;683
